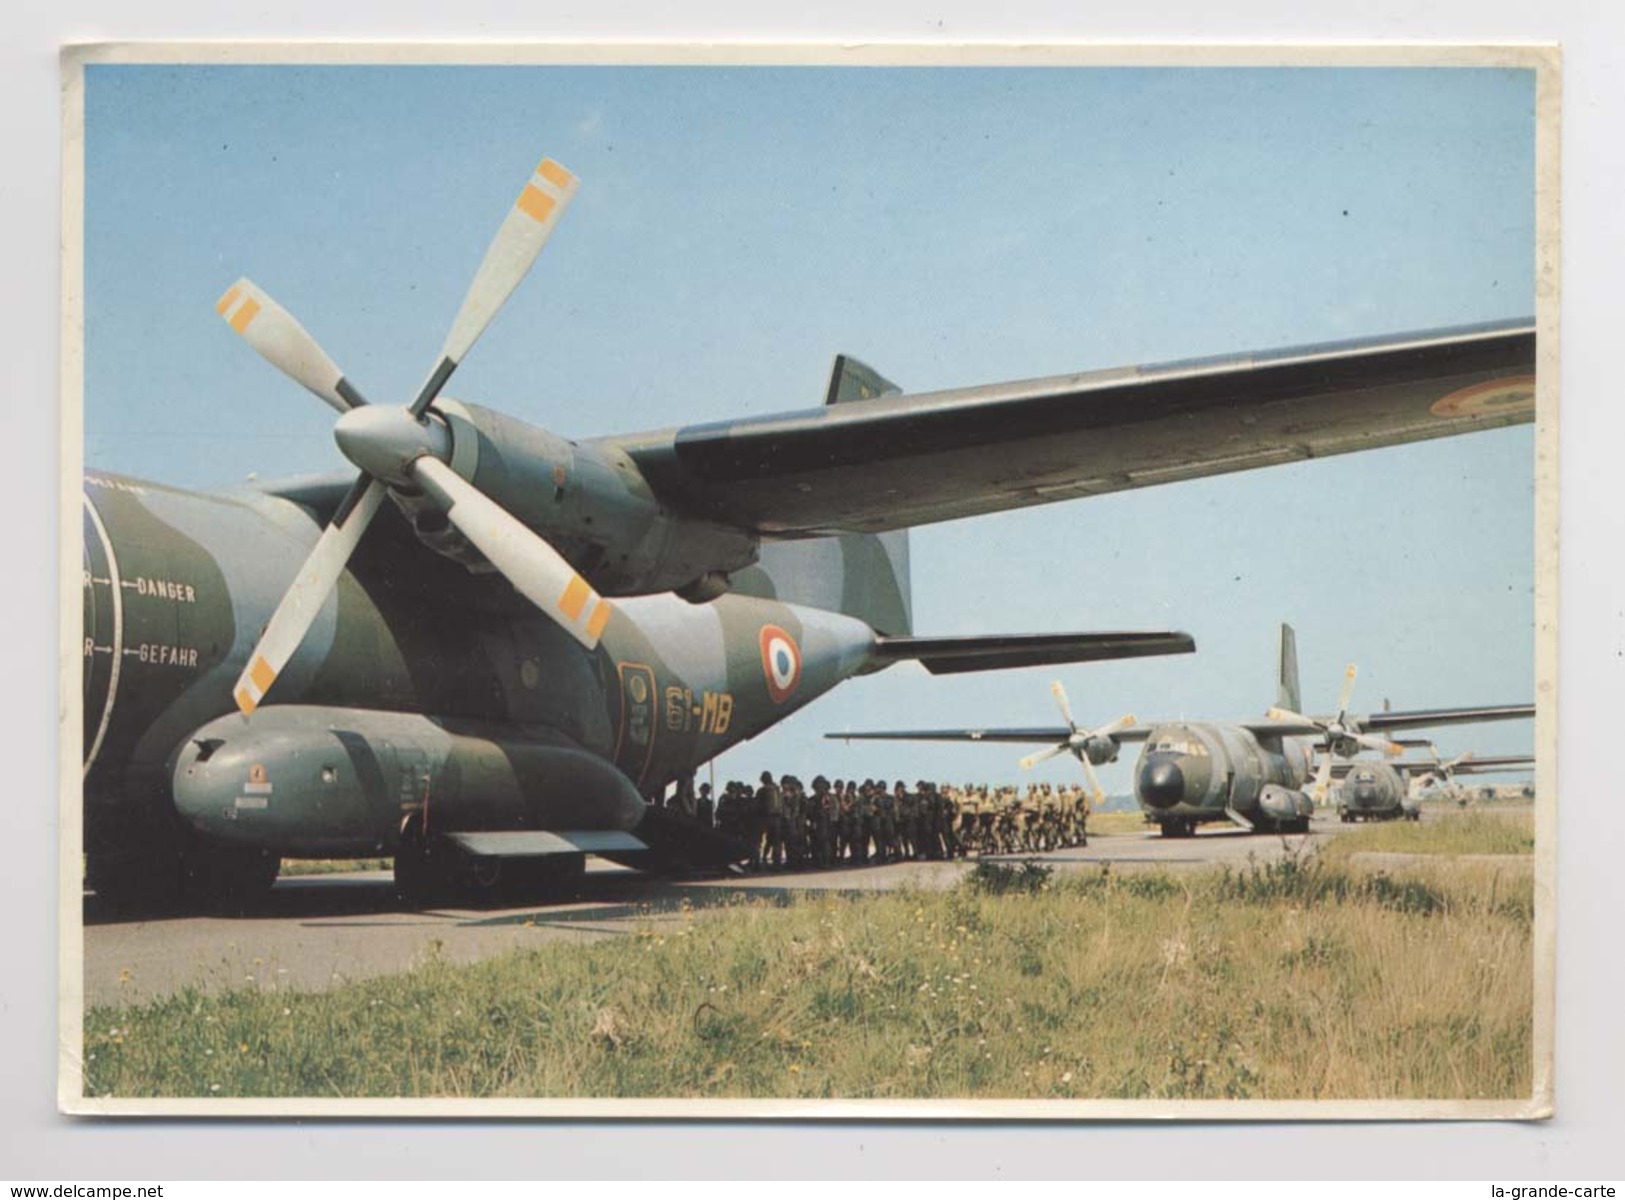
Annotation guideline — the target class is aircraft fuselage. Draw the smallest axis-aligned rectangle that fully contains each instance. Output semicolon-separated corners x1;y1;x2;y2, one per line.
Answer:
1131;721;1316;835
1334;760;1418;822
82;471;874;881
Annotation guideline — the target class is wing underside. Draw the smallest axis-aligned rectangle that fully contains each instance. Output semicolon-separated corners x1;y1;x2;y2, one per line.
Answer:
827;726;1156;745
614;320;1535;535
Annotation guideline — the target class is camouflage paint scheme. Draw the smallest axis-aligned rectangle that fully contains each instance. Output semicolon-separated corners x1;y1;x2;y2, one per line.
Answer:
829;624;1534;837
1330;760;1420;823
83;464;894;895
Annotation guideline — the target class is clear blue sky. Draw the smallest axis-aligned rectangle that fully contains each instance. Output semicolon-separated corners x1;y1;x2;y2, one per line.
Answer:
82;64;1537;792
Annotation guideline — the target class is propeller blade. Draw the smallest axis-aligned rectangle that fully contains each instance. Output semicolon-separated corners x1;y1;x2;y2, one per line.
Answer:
409;157;580;418
1018;742;1071;771
216;279;368;413
1077;752;1107;808
1266;706;1320;728
1310;752;1334;805
233;475;386;715
411;456;612;649
1335;663;1358;719
1094;712;1138;739
1446;751;1475;772
1354;732;1405;757
1050;679;1078;732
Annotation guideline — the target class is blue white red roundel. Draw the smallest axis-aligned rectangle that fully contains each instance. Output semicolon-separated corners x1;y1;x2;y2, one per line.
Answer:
759;624;802;703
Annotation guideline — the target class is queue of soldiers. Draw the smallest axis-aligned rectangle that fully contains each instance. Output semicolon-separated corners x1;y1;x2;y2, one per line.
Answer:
655;775;1093;870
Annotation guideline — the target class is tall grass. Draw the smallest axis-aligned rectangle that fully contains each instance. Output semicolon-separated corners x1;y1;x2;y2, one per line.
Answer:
1318;810;1534;863
83;855;1531;1102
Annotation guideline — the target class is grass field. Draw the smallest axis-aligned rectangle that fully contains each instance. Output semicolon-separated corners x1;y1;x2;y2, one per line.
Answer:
1317;809;1534;863
1086;811;1157;836
278;858;391;877
83;841;1533;1102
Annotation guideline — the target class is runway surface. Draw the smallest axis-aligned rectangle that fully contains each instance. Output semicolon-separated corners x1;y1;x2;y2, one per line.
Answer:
83;817;1346;1008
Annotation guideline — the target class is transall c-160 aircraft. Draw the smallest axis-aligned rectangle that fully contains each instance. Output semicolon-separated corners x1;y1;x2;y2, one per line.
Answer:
830;624;1534;836
1327;752;1536;822
80;154;1536;908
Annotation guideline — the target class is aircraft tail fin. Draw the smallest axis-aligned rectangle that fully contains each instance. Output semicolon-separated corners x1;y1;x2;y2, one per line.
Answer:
726;355;913;635
1277;622;1302;714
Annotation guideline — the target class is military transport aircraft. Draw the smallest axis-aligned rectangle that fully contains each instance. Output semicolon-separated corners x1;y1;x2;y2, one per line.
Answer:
827;624;1534;836
81;154;1536;908
1322;749;1536;820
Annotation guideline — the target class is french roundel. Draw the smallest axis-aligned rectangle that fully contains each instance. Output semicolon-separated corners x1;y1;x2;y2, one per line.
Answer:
759;624;803;704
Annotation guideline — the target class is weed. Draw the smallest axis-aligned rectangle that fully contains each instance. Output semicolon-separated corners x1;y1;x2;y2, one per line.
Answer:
965;859;1053;895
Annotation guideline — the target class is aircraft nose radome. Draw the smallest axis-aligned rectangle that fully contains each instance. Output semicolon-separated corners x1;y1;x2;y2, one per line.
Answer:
1139;759;1185;809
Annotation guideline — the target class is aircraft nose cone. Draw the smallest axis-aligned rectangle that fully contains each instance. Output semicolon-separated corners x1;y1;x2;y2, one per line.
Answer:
334;406;450;485
1139;758;1185;809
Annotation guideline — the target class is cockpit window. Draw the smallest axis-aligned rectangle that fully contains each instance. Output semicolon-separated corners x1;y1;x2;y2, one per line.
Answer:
1149;736;1208;756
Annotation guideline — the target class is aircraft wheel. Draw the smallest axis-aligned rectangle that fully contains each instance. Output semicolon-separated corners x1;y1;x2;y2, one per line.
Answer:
177;842;281;914
394;819;455;907
505;853;588;899
467;854;503;893
86;850;185;914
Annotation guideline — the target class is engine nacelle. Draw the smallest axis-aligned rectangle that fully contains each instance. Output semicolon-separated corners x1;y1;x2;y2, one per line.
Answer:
1256;784;1314;824
170;707;647;858
1081;735;1120;766
419;399;758;597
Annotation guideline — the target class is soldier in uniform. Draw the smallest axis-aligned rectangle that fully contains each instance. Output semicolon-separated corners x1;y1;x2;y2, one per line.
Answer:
934;781;962;859
811;775;836;868
696;782;715;829
857;781;878;865
915;780;939;860
762;771;790;868
896;781;917;861
783;775;808;868
673;774;698;820
839;780;860;864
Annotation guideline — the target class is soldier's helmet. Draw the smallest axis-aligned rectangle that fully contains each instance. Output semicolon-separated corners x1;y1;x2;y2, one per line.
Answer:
760;770;774;784
813;774;830;790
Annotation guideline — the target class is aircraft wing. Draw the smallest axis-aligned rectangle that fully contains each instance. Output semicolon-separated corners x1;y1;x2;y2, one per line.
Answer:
1239;704;1535;739
1353;705;1536;732
1328;754;1534;779
825;725;1156;745
828;701;1534;747
612;319;1534;535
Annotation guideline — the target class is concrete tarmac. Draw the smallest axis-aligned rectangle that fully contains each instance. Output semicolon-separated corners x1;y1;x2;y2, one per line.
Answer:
83;817;1340;1008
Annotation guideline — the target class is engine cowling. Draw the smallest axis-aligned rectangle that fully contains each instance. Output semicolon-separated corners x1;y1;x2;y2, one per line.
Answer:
170;706;648;858
1081;735;1120;766
1257;784;1313;824
408;399;758;597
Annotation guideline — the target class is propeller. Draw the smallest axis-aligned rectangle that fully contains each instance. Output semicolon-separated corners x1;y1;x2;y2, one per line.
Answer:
1267;663;1404;762
1417;744;1475;792
1015;680;1135;806
222;156;608;716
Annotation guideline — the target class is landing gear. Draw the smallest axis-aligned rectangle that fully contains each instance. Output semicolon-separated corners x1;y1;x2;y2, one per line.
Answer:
179;844;281;912
393;816;459;906
1159;819;1195;838
393;816;589;907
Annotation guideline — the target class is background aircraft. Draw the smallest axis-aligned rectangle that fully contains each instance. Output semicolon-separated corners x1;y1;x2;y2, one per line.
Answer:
828;624;1534;835
1321;749;1536;820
